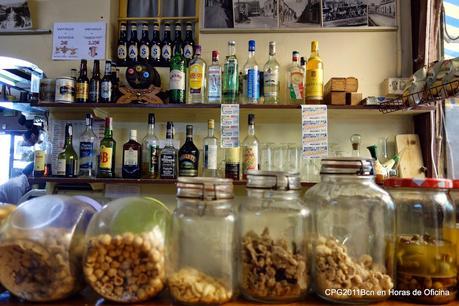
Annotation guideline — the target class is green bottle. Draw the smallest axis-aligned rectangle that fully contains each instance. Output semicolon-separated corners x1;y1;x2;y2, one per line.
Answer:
57;123;78;177
169;44;186;104
98;117;116;178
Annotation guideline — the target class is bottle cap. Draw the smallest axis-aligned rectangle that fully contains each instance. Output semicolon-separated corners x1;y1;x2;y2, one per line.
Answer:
175;23;182;30
85;113;93;125
66;123;73;137
195;45;202;55
248;40;255;51
148;113;155;125
105;117;112;128
269;41;276;55
228;40;236;46
212;50;219;60
248;113;255;125
131;24;137;29
130;129;137;140
292;51;299;61
186;124;193;135
311;40;319;51
300;57;306;66
208;119;215;129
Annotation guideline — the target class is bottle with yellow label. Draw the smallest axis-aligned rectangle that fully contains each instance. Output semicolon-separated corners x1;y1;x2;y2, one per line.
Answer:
98;117;116;178
188;45;207;104
306;40;324;104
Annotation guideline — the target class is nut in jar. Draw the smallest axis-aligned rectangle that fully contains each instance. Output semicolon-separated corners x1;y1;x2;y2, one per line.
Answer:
84;231;165;302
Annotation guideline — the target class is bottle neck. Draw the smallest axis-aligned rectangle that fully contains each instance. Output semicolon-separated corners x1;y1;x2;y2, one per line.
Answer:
175;31;181;39
65;134;72;147
186;133;193;142
152;31;160;40
104;127;112;138
248;50;255;58
93;64;100;78
130;30;137;39
248;123;255;136
310;50;319;58
185;31;193;39
148;123;155;134
208;127;214;137
228;45;236;57
142;31;148;39
164;30;171;40
212;58;219;65
105;65;111;76
268;54;275;61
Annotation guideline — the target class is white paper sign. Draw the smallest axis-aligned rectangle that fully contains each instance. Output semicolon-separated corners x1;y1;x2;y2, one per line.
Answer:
220;104;240;148
52;22;106;60
301;105;328;158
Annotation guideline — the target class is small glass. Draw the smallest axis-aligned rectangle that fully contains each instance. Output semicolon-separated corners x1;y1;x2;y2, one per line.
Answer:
261;143;273;171
272;144;288;171
287;144;301;173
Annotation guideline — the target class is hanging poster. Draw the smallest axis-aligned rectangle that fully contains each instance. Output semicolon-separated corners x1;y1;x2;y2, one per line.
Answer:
301;104;328;158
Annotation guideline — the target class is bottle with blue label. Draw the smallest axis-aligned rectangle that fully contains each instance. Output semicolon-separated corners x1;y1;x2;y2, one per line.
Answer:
79;113;98;177
243;40;259;104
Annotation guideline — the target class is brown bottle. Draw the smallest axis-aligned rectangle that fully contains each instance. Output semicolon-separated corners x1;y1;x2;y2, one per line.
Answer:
76;59;89;102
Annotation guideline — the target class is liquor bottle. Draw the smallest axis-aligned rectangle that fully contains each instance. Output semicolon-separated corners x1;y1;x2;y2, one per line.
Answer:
172;23;183;56
161;23;172;64
306;40;324;103
241;114;259;179
225;147;240;180
223;41;239;104
33;130;50;177
70;68;78;80
160;121;177;179
150;23;162;64
57;123;78;177
188;45;206;104
138;23;150;62
142;113;159;178
122;129;142;179
207;50;222;104
169;44;186;104
128;24;139;63
89;60;101;103
263;41;280;104
178;125;199;177
79;114;98;177
243;40;259;104
111;63;119;102
75;59;89;103
287;51;305;104
117;23;128;64
203;119;218;177
100;61;112;103
182;22;195;62
98;117;116;178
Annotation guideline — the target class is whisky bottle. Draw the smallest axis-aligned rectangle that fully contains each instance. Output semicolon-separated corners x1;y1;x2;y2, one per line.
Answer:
142;113;159;178
160;121;177;179
75;59;89;103
263;41;280;104
179;125;199;177
79;114;98;177
122;129;142;179
203;119;218;177
33;129;51;177
305;40;324;103
98;117;116;178
241;114;259;179
57;123;78;177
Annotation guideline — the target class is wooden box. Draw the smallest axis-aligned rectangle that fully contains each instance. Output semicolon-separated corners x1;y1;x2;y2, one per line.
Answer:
346;92;363;105
345;77;359;93
325;92;346;105
324;78;346;95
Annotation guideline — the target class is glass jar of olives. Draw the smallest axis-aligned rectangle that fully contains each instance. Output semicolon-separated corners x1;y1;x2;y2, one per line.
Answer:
385;178;457;304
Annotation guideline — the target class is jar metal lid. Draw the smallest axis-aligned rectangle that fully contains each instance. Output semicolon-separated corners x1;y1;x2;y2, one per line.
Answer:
384;178;453;189
320;157;374;176
176;177;234;200
453;180;459;189
246;171;301;190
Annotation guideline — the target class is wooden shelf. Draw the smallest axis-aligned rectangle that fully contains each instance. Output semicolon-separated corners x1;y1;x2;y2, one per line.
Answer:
0;29;51;36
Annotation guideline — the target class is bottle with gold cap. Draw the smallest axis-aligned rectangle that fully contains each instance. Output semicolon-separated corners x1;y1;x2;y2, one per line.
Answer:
305;40;324;104
203;119;219;177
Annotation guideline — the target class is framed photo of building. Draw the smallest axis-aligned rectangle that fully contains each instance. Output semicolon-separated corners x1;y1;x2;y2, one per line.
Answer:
0;0;32;31
233;0;278;28
322;0;368;27
280;0;321;28
368;0;396;26
204;0;234;28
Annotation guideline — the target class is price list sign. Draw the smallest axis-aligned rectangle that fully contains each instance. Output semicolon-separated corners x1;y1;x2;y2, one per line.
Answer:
220;104;240;148
301;105;328;158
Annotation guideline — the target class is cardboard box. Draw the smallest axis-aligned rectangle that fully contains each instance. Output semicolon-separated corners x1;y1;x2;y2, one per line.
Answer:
383;78;410;96
345;77;359;93
324;78;346;95
325;92;346;105
346;92;363;105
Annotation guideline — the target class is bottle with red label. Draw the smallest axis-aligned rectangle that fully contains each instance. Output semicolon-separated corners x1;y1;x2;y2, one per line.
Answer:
287;51;305;104
98;117;116;178
242;114;260;179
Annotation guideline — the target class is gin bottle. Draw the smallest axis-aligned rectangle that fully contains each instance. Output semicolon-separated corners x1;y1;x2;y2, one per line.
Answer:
223;41;239;104
188;45;207;104
207;51;222;103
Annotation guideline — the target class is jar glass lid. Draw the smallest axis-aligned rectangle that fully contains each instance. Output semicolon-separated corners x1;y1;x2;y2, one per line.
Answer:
320;157;374;176
246;171;301;190
177;177;234;200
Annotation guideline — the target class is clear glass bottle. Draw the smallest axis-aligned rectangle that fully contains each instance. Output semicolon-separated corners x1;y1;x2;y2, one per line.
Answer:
188;44;206;104
243;40;259;104
223;41;239;104
263;41;280;104
287;51;305;104
304;158;395;303
385;178;456;304
305;40;324;103
207;50;222;104
203;119;218;177
242;114;259;179
79;113;98;177
160;121;177;179
169;177;236;305
239;171;310;302
142;113;159;178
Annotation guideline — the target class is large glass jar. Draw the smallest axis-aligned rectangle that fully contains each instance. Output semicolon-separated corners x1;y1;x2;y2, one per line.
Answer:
239;171;309;303
385;178;457;304
169;177;236;305
450;180;459;291
0;195;97;301
304;158;395;304
0;204;15;293
83;197;169;303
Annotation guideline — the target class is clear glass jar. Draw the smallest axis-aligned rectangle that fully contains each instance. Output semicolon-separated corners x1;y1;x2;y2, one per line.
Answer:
0;195;97;301
239;171;309;303
451;180;459;293
304;158;395;304
169;177;236;305
83;197;169;303
385;178;457;304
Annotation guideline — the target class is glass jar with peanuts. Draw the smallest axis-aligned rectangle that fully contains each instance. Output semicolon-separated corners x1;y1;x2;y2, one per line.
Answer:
304;158;395;304
385;178;457;304
0;195;98;301
239;171;310;303
83;197;170;303
0;203;15;293
169;177;236;305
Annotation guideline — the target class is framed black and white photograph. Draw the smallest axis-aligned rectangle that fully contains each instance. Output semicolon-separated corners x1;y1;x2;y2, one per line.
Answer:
368;0;396;26
280;0;321;28
233;0;278;29
204;0;234;28
322;0;368;27
0;0;32;31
